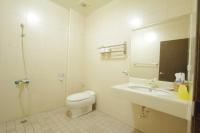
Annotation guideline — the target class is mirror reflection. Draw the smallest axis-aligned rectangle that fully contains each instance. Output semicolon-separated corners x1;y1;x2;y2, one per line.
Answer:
130;15;190;82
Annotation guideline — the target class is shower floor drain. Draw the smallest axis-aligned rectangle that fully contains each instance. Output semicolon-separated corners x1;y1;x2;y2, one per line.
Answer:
20;119;28;124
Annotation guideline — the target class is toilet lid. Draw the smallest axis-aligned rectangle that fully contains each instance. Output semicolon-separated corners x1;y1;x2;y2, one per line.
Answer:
67;92;90;102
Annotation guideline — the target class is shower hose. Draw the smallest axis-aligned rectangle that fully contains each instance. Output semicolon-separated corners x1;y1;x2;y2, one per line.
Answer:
18;24;30;118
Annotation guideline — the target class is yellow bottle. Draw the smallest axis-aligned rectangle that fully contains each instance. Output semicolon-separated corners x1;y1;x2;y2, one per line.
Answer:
177;85;189;100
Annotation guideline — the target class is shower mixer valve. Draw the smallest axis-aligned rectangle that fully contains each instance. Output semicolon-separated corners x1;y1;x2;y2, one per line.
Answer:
14;79;30;89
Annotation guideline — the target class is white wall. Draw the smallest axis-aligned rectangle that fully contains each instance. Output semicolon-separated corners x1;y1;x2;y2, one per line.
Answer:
66;9;85;95
84;0;193;133
0;0;69;122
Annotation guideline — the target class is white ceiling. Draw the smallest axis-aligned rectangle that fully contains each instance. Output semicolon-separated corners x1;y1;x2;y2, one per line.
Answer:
51;0;113;15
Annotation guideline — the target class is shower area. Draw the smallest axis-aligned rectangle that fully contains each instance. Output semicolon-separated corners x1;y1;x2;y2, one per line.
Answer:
0;0;84;122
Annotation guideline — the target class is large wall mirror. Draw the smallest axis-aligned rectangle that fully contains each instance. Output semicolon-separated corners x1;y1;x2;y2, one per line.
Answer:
130;15;191;82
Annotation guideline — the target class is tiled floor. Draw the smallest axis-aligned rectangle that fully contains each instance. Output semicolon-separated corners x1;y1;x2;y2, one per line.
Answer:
0;107;136;133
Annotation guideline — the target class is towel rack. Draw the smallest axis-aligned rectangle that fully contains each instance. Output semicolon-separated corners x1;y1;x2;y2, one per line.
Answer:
99;42;126;48
99;42;127;59
133;63;159;67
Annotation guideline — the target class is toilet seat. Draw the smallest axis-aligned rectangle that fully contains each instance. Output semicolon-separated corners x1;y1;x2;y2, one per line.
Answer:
67;92;90;102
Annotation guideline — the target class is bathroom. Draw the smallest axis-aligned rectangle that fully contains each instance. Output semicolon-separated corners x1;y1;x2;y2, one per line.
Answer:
0;0;199;133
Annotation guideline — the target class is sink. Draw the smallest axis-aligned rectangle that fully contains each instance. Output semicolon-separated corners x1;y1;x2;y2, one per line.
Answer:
128;85;176;97
152;89;176;96
113;83;189;120
128;85;151;92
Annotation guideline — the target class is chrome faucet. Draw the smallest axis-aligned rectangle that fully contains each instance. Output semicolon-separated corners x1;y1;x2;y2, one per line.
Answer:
148;78;159;89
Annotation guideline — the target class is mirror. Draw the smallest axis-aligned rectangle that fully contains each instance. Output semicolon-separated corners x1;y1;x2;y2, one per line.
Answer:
130;15;191;82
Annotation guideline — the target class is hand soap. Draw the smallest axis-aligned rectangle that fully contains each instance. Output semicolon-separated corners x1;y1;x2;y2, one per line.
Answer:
177;85;189;100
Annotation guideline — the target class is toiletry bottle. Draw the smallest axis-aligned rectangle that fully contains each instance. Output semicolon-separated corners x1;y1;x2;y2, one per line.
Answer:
177;84;189;100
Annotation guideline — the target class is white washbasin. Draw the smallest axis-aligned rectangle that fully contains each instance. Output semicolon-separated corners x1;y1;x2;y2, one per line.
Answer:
152;89;173;96
128;85;151;91
128;85;176;97
112;83;189;120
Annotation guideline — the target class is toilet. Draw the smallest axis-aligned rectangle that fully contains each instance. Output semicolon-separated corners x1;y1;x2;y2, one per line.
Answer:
66;90;96;118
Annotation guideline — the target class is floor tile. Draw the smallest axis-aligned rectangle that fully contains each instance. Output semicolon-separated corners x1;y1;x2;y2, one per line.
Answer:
0;107;134;133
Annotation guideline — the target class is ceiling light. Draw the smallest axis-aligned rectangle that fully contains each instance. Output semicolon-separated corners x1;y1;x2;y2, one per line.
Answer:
79;0;89;7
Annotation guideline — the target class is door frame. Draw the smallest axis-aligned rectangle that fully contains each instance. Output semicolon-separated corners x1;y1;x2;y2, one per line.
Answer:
192;0;200;132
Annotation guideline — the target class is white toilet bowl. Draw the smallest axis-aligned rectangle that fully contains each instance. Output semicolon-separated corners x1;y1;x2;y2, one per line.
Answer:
66;90;96;118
